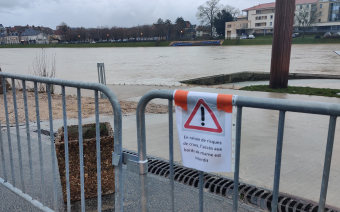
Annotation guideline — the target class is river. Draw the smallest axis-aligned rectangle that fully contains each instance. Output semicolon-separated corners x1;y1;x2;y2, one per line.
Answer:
1;44;340;85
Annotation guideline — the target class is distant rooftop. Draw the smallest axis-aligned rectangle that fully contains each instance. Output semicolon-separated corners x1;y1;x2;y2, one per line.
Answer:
243;0;318;11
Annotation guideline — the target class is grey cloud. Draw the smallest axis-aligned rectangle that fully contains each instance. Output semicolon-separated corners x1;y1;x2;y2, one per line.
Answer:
0;0;274;29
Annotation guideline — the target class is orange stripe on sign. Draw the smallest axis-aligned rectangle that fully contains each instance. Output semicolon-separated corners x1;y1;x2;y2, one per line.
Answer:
174;90;189;111
217;94;233;113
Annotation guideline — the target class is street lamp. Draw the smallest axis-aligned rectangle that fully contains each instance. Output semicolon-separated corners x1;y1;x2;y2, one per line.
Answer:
78;35;80;41
107;34;109;42
141;33;143;41
180;30;182;39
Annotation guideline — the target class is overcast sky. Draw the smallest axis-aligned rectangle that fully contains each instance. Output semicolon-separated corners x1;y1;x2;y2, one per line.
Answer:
0;0;272;29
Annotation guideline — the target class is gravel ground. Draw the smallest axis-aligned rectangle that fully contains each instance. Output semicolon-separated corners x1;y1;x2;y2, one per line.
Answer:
0;90;170;124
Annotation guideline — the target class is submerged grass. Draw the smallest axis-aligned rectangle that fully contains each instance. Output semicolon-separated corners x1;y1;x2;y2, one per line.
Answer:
240;85;340;98
222;37;340;46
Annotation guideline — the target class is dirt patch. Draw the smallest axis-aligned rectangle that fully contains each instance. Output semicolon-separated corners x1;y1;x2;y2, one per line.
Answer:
0;90;170;124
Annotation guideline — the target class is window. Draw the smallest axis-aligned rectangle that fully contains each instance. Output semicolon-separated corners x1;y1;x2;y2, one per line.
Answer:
255;23;266;27
271;15;273;19
270;22;272;26
227;25;231;28
318;19;321;22
307;5;309;9
320;4;322;8
300;5;302;9
256;10;262;14
319;11;322;16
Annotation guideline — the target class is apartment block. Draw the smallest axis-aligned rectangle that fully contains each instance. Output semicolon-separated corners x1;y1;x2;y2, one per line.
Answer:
225;0;340;38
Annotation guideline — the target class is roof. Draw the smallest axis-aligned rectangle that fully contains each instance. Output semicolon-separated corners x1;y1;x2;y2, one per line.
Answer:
243;0;318;11
21;28;41;36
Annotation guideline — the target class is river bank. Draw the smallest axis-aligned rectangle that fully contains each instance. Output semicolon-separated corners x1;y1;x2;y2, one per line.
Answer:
1;36;340;48
0;90;169;124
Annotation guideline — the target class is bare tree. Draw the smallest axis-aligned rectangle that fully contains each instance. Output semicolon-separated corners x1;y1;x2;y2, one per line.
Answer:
59;22;69;41
196;0;222;36
76;27;88;41
164;19;172;41
101;27;111;41
294;5;320;38
29;49;56;93
157;18;164;24
223;5;240;18
89;28;100;41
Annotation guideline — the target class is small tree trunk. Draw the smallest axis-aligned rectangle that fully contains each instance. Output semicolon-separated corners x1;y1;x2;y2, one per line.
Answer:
269;0;296;89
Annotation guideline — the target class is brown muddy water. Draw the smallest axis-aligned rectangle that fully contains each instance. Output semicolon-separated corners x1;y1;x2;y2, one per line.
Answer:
0;44;339;85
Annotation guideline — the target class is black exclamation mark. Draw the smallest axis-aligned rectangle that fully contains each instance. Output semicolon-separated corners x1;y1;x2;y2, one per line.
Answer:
201;107;205;126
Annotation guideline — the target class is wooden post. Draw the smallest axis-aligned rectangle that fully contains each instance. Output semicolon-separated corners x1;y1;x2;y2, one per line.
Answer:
269;0;296;89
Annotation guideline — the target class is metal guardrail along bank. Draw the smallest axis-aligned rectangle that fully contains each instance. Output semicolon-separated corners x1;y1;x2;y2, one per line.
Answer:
135;89;339;212
0;72;123;212
0;72;339;212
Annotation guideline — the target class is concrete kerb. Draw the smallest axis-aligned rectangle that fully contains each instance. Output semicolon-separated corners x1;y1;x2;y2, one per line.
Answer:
180;71;340;85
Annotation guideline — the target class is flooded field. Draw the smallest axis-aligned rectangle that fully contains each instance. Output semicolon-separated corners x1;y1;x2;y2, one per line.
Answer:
1;44;339;85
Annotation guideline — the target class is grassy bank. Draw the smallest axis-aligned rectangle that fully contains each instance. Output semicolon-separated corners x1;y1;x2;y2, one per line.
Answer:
0;41;172;48
240;85;340;98
2;36;340;48
223;35;340;45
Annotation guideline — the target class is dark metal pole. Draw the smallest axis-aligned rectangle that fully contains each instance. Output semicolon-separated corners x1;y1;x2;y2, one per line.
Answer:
269;0;296;89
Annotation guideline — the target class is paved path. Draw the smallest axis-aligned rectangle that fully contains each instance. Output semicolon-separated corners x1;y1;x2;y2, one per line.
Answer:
1;80;340;210
0;129;259;212
57;81;339;208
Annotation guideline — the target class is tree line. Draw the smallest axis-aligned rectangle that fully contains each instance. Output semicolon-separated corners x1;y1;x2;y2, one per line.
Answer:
58;17;190;42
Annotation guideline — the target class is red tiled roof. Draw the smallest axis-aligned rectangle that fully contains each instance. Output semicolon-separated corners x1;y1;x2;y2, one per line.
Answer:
243;0;318;11
54;30;64;35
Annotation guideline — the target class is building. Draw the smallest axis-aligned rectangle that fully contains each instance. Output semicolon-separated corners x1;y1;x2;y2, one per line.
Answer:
20;28;49;44
225;0;340;38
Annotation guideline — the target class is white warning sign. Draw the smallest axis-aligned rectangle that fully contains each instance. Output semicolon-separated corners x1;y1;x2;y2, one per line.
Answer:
174;90;236;172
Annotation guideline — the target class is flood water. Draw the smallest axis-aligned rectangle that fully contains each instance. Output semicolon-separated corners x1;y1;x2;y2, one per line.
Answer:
1;44;340;85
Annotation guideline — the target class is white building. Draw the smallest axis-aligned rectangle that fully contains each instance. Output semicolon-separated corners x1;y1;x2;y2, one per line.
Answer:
225;0;339;38
20;28;49;44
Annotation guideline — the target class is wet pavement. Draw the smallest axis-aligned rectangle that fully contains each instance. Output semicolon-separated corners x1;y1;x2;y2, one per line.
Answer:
0;128;260;212
1;80;340;210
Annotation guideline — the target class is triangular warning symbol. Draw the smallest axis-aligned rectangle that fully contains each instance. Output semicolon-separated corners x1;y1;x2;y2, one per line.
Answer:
184;99;223;133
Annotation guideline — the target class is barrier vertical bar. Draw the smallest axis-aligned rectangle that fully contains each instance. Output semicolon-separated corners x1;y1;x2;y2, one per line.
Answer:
199;171;204;212
77;88;85;212
318;116;337;212
0;121;7;182
95;90;102;212
62;86;71;212
2;78;15;186
113;99;123;212
137;96;149;212
34;82;45;205
11;79;25;193
168;99;174;212
47;84;58;211
233;106;243;212
271;110;286;212
22;80;34;192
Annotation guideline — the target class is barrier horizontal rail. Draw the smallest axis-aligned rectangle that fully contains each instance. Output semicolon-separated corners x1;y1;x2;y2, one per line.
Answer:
0;72;123;212
135;89;338;212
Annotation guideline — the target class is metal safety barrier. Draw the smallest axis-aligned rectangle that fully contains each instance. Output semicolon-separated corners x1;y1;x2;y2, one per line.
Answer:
135;89;339;212
0;72;123;212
